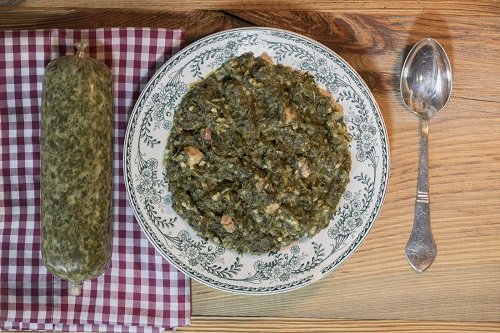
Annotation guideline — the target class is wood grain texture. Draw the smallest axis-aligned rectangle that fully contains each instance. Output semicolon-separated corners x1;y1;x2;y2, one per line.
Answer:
0;3;499;330
177;317;500;332
3;0;500;14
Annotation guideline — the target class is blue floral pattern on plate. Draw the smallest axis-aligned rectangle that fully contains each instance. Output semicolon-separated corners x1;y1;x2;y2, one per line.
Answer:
124;28;390;294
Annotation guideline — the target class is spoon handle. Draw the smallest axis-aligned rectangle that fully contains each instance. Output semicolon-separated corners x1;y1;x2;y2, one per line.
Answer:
405;118;437;272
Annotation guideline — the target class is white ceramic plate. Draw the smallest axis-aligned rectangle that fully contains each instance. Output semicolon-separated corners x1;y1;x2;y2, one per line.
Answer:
124;27;389;294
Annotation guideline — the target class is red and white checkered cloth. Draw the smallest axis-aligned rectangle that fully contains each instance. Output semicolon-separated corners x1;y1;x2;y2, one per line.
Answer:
0;28;190;332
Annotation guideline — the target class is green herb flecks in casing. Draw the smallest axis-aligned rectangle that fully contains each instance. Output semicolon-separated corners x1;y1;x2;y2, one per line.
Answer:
165;53;351;254
41;45;113;292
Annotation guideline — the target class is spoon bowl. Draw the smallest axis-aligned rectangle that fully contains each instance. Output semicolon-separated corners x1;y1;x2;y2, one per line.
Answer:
401;38;452;118
400;38;452;272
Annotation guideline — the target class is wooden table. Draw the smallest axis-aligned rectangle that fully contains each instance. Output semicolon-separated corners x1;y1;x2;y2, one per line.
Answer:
2;1;499;332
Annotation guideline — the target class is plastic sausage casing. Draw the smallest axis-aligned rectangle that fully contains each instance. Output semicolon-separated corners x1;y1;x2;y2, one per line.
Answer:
41;43;113;296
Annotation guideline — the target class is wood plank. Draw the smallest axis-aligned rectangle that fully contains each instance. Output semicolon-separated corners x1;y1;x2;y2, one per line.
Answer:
0;9;249;44
5;0;500;14
177;317;500;332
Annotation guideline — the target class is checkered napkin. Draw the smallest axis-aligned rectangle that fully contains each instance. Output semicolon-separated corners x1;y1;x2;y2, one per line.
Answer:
0;28;190;332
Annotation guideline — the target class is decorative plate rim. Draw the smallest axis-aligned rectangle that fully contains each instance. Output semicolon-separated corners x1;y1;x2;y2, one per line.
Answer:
123;27;390;295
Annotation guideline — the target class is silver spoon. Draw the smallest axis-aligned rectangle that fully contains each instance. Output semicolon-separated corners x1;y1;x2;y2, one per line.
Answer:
400;37;452;272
